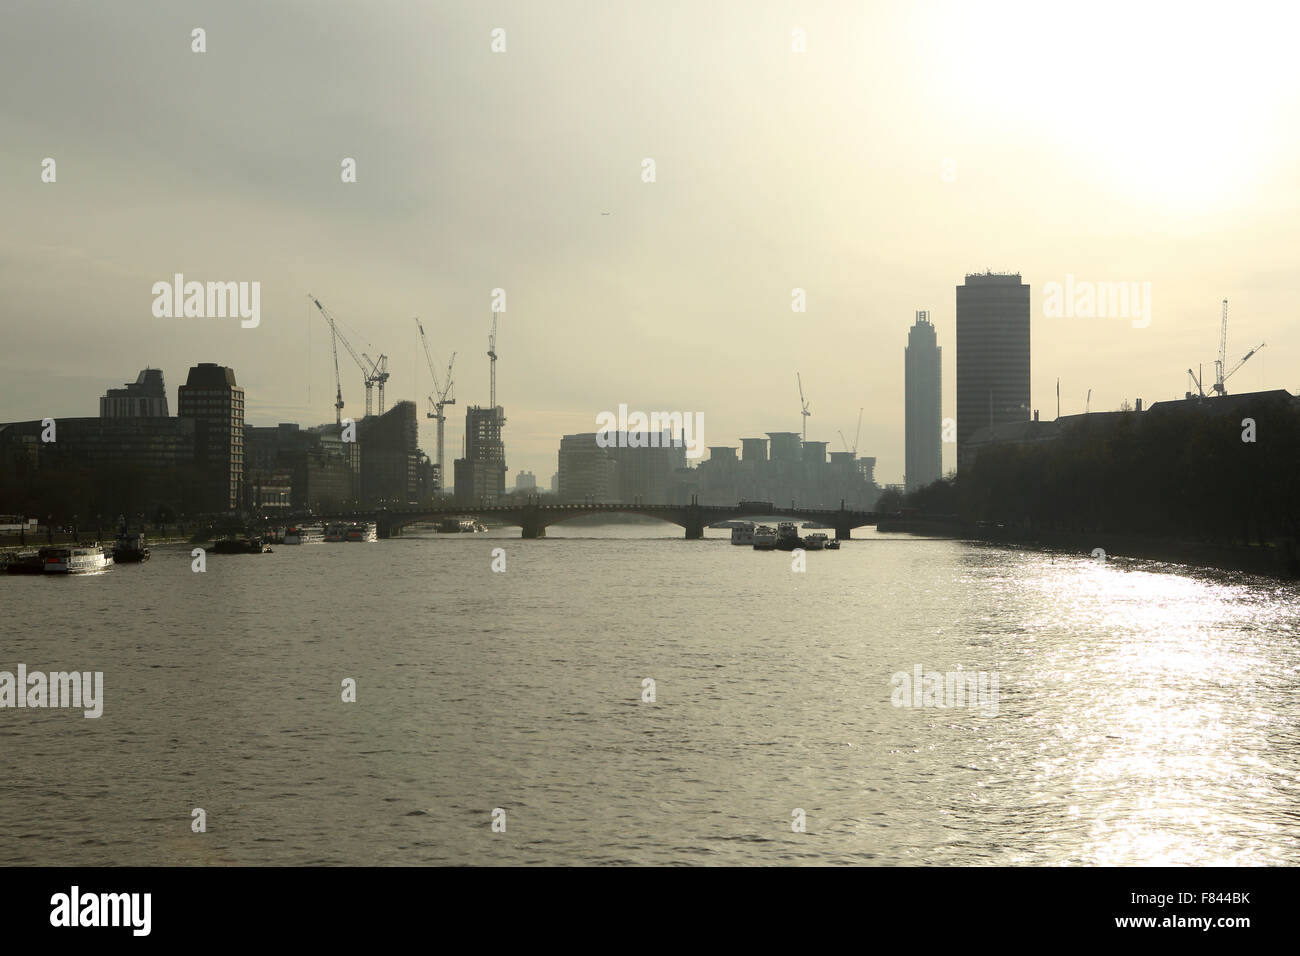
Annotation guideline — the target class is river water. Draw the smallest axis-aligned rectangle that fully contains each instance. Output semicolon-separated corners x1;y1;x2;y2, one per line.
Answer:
2;523;1298;865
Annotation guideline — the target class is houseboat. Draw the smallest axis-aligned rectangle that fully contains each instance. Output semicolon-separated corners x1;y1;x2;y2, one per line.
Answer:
752;525;777;550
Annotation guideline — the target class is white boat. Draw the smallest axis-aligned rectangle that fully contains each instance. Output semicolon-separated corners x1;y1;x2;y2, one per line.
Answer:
804;532;827;551
752;525;777;550
345;522;378;542
41;544;112;573
283;524;324;545
730;522;756;545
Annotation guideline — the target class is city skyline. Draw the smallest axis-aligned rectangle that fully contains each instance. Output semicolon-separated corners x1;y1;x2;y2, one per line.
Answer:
4;2;1297;487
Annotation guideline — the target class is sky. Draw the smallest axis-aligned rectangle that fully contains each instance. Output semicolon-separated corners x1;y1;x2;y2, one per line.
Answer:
3;0;1298;485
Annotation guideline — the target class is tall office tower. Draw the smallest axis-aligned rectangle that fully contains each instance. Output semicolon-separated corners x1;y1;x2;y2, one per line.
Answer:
955;272;1030;467
453;404;507;503
178;363;244;513
905;310;942;492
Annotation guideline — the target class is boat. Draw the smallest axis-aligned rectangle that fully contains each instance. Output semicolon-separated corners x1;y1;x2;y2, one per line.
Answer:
775;521;803;551
324;523;349;542
437;517;486;533
2;551;45;575
211;536;266;554
752;525;777;550
112;532;151;563
730;522;756;545
825;538;841;550
345;522;378;542
801;521;833;530
41;544;112;573
804;532;827;551
283;524;324;545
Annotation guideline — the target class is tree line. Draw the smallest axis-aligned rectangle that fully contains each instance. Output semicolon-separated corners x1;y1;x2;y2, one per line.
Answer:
885;395;1300;546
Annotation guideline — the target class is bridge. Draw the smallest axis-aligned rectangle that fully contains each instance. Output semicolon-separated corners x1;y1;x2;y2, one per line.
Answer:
319;498;879;540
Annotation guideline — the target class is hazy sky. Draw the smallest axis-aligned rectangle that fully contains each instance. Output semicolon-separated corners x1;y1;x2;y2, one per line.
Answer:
3;0;1298;484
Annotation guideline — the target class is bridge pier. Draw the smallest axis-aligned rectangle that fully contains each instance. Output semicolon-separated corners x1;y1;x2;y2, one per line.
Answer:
520;504;547;539
835;501;851;540
683;500;704;539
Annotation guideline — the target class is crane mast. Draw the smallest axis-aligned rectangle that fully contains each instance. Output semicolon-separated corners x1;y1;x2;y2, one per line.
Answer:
797;372;810;443
414;317;456;493
488;311;504;427
1212;299;1229;397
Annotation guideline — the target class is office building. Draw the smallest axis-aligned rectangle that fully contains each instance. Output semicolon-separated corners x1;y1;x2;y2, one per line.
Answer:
905;310;942;491
177;363;244;512
956;272;1030;468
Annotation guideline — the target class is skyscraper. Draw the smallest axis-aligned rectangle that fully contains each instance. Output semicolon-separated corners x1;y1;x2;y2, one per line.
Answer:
453;404;506;503
905;310;942;492
177;363;244;512
956;272;1030;467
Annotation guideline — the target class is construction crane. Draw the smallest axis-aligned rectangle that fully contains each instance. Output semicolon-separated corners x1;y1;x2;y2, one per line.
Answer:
488;311;504;427
1211;299;1230;397
838;409;864;454
413;317;456;490
307;294;388;419
362;353;390;414
1225;342;1266;388
797;372;811;442
1189;298;1265;398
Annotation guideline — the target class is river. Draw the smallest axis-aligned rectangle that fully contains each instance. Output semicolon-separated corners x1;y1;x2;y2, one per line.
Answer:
2;523;1297;865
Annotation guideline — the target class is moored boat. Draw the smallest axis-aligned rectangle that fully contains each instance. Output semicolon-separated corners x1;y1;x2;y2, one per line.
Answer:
437;517;486;533
324;523;349;542
345;522;378;542
804;532;827;551
42;544;112;573
112;532;151;563
774;521;803;551
2;551;45;575
211;536;267;554
752;525;777;550
730;522;756;545
825;538;841;550
283;524;324;545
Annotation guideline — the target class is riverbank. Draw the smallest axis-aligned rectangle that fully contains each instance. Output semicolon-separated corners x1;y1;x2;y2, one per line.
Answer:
876;515;1300;580
0;533;193;555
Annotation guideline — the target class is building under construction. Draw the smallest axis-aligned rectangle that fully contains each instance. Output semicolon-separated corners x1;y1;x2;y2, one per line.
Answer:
453;405;506;504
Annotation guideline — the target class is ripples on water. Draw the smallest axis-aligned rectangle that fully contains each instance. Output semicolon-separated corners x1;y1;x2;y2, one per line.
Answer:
1;525;1297;865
